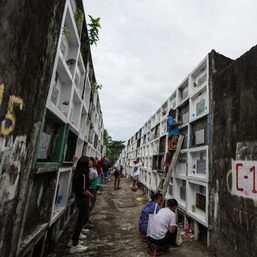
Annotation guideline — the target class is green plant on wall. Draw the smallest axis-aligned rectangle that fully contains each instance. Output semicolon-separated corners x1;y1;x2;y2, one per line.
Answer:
91;82;103;93
63;26;71;37
81;15;101;52
74;8;84;29
88;15;101;46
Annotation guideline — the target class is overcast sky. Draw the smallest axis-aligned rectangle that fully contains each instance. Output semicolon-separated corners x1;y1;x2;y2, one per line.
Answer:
83;0;257;141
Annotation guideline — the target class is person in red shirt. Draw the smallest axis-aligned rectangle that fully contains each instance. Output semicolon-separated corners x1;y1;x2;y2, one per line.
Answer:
95;156;103;183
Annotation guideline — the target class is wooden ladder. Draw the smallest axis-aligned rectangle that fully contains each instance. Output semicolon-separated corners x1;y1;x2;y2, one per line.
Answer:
157;134;184;200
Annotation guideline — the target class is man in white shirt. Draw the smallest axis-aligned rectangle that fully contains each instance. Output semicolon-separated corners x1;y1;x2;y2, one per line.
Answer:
148;199;178;247
132;158;142;191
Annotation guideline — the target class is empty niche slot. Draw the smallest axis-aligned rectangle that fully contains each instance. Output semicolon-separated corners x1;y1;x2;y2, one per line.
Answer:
178;103;189;124
196;185;206;212
169;92;177;109
175;152;187;176
162;102;168;116
70;91;82;128
180;180;186;201
64;130;78;162
157;154;164;172
52;168;72;221
196;98;205;116
51;72;59;105
23;172;56;238
80;108;88;135
180;127;188;149
152;155;158;170
61;9;79;75
159;136;166;153
169;184;173;196
178;79;189;104
191;60;207;94
31;235;45;257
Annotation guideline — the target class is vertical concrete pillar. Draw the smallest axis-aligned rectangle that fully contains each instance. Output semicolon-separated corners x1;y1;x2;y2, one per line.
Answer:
194;220;199;241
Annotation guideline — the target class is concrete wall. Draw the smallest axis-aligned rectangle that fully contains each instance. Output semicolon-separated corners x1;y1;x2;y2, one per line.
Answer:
0;1;65;256
209;45;257;257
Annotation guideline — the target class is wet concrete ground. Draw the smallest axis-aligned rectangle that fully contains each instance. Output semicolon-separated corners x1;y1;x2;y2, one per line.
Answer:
50;177;211;257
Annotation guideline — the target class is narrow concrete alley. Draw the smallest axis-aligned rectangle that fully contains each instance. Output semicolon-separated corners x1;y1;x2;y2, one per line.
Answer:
50;177;211;257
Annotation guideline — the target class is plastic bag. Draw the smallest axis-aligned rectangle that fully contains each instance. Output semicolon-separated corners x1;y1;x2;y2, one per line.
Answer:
147;203;158;236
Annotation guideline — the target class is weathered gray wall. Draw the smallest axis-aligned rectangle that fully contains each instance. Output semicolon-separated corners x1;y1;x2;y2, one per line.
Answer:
209;46;257;257
0;1;65;256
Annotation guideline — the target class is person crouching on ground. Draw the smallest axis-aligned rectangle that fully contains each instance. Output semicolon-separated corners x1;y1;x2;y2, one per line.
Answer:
132;158;142;191
147;199;178;248
164;109;182;167
138;192;163;235
69;156;94;253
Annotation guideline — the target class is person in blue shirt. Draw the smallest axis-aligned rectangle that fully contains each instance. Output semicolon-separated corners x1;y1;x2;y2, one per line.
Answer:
164;109;182;167
138;192;164;235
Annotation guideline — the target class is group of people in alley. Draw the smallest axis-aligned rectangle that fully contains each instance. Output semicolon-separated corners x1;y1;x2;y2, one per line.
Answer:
68;155;123;253
136;108;182;251
69;108;182;254
138;193;179;251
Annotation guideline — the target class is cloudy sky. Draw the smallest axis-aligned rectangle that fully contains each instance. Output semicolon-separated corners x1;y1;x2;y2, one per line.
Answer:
83;0;257;141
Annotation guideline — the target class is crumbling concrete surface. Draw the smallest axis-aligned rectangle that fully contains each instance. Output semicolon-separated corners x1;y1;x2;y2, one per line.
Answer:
51;178;211;257
209;45;257;257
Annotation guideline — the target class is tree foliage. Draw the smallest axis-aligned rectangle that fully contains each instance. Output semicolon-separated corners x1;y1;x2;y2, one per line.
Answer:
81;15;101;55
91;82;103;93
104;129;125;163
87;15;101;46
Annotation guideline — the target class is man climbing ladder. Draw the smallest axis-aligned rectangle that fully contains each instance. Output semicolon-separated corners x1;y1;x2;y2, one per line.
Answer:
164;109;183;167
157;109;184;198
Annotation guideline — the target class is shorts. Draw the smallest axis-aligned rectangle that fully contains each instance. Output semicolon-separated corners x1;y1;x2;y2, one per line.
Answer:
133;175;139;180
114;172;121;178
168;135;178;151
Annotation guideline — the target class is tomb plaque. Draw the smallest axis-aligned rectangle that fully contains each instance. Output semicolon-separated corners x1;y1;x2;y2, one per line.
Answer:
198;73;207;87
182;112;189;123
197;158;206;174
196;99;205;115
51;85;59;105
195;129;205;145
38;132;51;159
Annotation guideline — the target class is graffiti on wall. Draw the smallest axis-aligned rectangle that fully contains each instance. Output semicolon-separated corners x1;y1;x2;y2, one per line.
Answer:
0;83;24;136
0;82;27;201
231;160;257;199
227;141;257;200
0;135;27;203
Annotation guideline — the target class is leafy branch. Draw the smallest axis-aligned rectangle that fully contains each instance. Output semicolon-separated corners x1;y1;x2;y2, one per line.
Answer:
88;15;101;46
63;26;71;37
81;15;101;53
74;8;84;29
91;82;103;93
